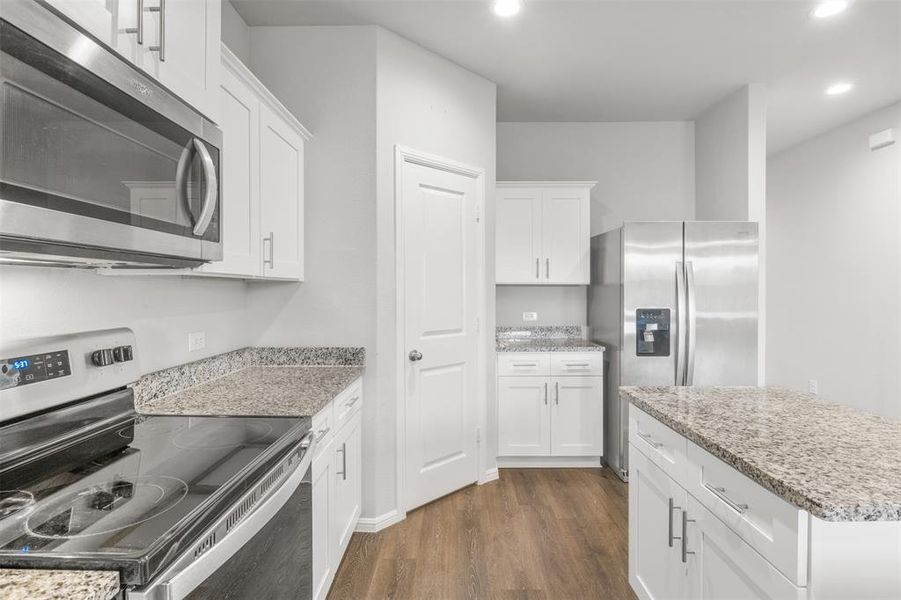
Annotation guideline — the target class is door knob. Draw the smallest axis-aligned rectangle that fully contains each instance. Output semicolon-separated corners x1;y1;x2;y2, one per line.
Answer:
408;350;423;362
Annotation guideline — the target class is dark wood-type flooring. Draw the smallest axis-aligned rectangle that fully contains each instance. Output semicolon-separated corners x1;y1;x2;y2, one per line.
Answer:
328;468;636;600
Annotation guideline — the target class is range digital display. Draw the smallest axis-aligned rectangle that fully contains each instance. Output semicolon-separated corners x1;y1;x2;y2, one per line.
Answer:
0;350;71;390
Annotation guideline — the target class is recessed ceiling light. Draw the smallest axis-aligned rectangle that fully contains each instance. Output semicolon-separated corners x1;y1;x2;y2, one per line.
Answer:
825;82;854;96
493;0;522;18
812;0;849;19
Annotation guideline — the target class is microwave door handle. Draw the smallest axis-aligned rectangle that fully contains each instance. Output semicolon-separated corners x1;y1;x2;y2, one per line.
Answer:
175;140;193;224
192;138;218;236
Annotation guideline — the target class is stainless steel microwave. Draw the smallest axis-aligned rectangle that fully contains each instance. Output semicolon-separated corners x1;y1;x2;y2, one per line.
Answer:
0;1;222;268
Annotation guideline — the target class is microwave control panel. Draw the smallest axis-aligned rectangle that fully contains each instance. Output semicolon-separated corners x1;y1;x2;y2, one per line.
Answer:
0;350;71;390
636;309;671;357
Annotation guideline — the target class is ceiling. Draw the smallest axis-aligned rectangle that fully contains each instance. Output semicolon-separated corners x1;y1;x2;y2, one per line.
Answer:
231;0;901;154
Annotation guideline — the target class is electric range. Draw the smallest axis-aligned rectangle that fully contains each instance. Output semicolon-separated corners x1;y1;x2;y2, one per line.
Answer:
0;329;314;599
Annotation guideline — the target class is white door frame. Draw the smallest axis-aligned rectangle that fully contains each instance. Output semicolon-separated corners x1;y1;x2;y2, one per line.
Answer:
394;145;488;519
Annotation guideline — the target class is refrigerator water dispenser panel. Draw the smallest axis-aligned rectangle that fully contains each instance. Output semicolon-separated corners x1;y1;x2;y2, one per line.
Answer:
636;309;670;356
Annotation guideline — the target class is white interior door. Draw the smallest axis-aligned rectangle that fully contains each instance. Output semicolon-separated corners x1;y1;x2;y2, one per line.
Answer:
402;158;480;512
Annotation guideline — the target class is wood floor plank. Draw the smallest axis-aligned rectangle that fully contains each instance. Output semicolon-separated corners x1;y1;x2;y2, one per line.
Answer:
328;468;636;600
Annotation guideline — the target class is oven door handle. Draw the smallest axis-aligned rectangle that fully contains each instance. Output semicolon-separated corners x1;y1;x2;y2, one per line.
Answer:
131;432;314;600
191;138;218;237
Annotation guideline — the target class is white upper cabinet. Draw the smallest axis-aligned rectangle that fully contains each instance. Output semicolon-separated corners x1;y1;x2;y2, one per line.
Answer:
198;46;310;281
496;182;594;285
260;102;305;280
137;0;221;122
55;0;220;121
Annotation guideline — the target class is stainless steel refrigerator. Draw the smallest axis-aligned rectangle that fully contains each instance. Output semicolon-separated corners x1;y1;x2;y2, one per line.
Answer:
589;221;759;481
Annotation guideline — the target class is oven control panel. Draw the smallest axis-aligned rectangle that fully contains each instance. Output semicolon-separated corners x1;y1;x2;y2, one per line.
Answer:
0;350;71;389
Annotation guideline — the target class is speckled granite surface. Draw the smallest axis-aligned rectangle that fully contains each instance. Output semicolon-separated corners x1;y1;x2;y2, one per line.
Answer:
496;326;603;353
137;366;363;417
622;386;901;522
133;346;364;405
0;569;119;600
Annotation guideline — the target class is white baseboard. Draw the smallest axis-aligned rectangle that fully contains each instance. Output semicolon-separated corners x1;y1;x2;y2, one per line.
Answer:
497;456;603;468
355;509;405;533
478;466;499;484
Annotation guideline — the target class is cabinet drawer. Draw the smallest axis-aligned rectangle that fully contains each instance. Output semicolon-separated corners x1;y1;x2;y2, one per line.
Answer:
686;441;809;586
629;406;688;482
550;353;603;376
333;378;363;434
311;400;334;458
497;353;550;376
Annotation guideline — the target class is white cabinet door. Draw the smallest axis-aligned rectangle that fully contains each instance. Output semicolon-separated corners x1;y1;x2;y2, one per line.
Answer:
496;187;540;284
331;411;361;568
47;0;115;47
497;376;550;456
550;376;603;456
197;62;260;277
259;103;305;280
139;0;220;121
629;445;691;600
686;497;805;600
540;188;589;284
312;437;335;600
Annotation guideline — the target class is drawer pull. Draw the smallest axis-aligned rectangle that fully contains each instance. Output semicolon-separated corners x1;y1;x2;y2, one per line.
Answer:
705;483;749;514
345;395;360;408
636;429;663;449
564;362;590;367
512;362;538;367
315;426;331;442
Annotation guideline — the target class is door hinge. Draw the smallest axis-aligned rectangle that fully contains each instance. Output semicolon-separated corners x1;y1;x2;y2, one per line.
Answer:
475;204;481;223
476;426;481;445
475;317;480;333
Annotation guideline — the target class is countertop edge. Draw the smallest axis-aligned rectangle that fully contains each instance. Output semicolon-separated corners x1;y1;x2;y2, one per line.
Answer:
621;387;901;522
0;569;119;600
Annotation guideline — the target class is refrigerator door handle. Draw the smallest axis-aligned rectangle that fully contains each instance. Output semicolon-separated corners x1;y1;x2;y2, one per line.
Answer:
675;261;687;385
685;260;697;385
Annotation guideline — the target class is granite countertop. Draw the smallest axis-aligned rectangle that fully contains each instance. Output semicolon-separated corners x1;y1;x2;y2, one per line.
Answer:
0;569;119;600
137;365;363;417
495;325;604;353
496;338;604;352
622;386;901;522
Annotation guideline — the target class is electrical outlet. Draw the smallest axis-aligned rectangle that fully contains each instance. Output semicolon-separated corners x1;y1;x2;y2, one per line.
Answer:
188;331;206;352
522;312;538;322
808;379;818;396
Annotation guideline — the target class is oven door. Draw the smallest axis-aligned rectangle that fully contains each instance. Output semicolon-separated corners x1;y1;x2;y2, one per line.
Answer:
0;5;221;268
128;434;314;600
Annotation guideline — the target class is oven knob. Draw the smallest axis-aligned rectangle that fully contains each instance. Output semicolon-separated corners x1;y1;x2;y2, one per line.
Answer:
113;345;134;362
91;349;115;367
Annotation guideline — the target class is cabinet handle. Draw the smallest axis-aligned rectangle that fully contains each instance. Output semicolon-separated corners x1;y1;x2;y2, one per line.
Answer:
546;258;550;279
564;362;590;367
704;483;749;514
124;0;144;44
337;442;347;480
543;382;548;405
636;429;663;449
535;257;539;280
263;232;274;268
512;362;538;367
147;0;165;61
668;498;682;547
554;381;559;405
681;511;695;563
345;395;360;408
315;426;331;442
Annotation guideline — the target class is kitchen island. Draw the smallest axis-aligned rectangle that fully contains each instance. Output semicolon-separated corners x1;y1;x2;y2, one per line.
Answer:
623;386;901;600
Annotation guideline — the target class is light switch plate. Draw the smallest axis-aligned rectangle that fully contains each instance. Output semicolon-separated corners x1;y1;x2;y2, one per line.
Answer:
188;331;206;352
522;312;538;322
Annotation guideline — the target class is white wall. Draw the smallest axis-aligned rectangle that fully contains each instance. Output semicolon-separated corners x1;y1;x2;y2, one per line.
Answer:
496;121;696;326
375;28;497;518
243;26;380;518
0;268;251;374
767;102;901;418
694;83;767;384
221;0;251;64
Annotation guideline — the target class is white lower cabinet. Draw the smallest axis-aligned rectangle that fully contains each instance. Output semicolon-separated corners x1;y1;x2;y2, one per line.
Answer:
311;379;363;600
497;352;604;458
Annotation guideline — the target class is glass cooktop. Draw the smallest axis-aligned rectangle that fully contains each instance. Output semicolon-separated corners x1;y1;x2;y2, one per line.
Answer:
0;413;309;585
